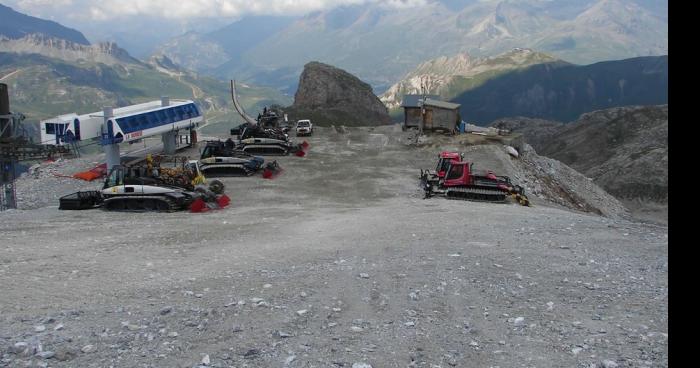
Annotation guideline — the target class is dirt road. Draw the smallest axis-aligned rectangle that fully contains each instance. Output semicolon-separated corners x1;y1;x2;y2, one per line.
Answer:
0;127;668;368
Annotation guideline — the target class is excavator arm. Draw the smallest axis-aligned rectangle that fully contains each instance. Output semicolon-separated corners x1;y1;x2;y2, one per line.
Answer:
230;80;258;126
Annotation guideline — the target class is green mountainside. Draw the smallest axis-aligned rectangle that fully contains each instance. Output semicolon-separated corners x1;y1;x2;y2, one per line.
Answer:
0;52;291;139
380;49;558;114
451;55;667;124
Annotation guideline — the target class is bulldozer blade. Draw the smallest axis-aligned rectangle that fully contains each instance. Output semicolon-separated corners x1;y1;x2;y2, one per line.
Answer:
217;194;231;208
295;150;306;157
263;167;283;179
189;198;209;213
301;141;310;149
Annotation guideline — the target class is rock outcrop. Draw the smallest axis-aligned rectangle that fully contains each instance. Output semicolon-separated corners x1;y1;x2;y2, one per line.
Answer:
492;105;668;203
0;34;142;66
286;62;392;126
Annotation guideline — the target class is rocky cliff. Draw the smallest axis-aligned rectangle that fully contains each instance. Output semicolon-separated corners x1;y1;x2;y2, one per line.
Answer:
492;105;668;203
286;62;392;126
0;34;142;66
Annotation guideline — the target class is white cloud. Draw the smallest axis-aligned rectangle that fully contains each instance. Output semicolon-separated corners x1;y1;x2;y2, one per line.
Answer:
6;0;429;21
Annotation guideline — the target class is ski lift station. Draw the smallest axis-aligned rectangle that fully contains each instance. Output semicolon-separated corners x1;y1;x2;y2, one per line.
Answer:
40;97;203;169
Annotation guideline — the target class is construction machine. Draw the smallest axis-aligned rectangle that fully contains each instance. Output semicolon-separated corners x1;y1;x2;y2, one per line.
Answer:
237;123;306;156
198;140;265;177
420;151;464;188
59;156;229;212
256;106;286;130
229;80;309;156
420;154;529;206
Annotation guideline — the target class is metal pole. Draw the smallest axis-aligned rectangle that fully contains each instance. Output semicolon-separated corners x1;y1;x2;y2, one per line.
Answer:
103;106;120;171
0;83;17;210
161;96;177;154
0;83;9;140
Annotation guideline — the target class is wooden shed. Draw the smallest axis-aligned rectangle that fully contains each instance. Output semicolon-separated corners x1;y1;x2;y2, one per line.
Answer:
401;95;461;132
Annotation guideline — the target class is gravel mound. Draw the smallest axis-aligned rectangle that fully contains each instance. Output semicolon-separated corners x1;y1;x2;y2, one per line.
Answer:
14;155;106;210
399;128;630;219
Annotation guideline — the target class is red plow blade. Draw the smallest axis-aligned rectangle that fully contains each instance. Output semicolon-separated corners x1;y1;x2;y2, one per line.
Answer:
217;194;231;208
73;163;108;181
190;194;230;213
189;198;209;213
263;167;284;179
262;161;283;179
293;140;310;157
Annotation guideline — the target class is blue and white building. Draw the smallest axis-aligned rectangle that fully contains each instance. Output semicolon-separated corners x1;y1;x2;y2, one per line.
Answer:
40;98;204;169
40;99;202;146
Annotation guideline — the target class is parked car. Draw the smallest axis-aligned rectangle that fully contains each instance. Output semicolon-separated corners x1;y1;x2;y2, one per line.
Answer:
296;119;313;136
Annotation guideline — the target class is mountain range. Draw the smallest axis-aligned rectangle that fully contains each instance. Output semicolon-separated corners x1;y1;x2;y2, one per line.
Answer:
0;3;89;45
0;1;668;135
380;48;557;111
0;4;290;140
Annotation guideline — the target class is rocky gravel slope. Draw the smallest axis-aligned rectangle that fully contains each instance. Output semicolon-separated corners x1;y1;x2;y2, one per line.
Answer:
0;127;666;367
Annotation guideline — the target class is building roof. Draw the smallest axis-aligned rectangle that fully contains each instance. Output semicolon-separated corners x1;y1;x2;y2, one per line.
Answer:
423;98;461;110
401;94;439;108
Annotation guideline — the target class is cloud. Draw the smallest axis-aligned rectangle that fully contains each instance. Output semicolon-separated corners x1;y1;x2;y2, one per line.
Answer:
6;0;429;21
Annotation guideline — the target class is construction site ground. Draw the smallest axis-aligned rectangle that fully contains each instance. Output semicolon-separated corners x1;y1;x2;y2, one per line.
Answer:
0;126;668;368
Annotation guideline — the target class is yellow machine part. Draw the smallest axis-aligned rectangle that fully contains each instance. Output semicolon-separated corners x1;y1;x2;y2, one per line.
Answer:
192;174;206;186
511;193;530;207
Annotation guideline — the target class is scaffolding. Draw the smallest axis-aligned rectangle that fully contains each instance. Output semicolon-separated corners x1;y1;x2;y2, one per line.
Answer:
1;83;69;211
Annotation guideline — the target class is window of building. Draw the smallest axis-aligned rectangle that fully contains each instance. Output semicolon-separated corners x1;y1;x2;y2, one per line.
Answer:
165;108;176;123
137;114;148;128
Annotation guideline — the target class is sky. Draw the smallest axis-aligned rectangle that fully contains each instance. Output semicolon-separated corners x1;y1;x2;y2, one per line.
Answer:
4;0;430;21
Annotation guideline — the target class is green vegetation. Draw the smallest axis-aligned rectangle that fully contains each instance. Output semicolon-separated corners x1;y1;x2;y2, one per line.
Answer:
0;52;291;140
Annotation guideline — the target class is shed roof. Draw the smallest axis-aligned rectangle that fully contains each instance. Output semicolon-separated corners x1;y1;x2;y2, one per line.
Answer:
401;94;439;108
423;98;461;110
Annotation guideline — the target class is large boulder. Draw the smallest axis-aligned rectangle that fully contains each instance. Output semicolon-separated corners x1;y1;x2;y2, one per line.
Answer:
286;62;392;126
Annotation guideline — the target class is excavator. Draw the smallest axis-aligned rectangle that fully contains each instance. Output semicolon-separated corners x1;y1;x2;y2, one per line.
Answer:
420;151;530;206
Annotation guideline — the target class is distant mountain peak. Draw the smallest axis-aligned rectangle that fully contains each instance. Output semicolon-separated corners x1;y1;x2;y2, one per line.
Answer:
380;48;559;110
0;3;90;45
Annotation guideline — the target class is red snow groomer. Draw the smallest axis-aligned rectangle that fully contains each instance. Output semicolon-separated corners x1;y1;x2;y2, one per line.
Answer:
420;151;530;206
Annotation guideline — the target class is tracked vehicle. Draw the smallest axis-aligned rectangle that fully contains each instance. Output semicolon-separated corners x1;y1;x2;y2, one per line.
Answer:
420;156;529;206
198;140;265;176
421;151;463;188
229;80;309;156
60;158;229;212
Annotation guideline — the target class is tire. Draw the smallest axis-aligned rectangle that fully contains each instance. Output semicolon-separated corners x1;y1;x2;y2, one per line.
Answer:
208;179;225;194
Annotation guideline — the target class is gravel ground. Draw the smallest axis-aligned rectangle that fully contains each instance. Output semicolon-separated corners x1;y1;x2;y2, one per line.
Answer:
0;127;668;368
